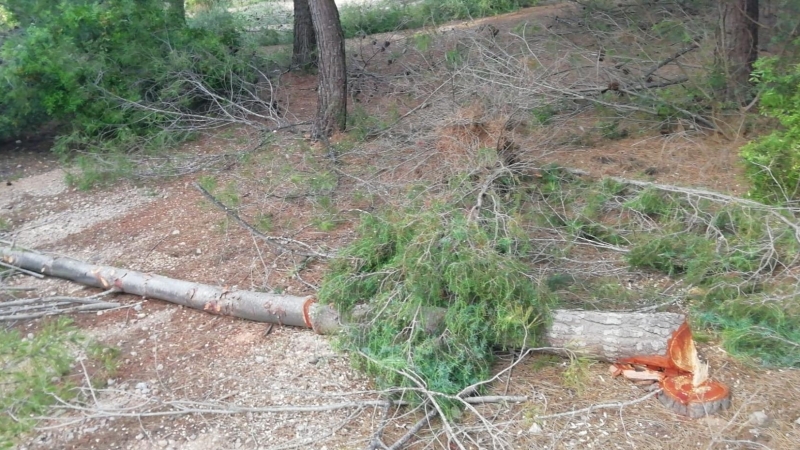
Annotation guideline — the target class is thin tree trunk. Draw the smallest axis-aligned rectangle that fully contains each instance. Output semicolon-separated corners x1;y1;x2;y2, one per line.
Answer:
308;0;347;138
721;0;759;103
292;0;317;69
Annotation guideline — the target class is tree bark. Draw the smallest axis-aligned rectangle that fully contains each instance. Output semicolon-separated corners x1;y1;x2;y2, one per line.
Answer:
292;0;317;69
308;0;347;138
721;0;759;103
0;247;340;333
544;309;687;363
3;247;693;362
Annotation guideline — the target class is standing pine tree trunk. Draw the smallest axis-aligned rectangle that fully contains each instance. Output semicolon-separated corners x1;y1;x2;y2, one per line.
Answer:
308;0;347;138
721;0;759;103
292;0;317;69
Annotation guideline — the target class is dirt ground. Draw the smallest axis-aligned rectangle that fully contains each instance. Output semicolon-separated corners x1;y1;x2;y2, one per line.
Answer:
2;3;800;450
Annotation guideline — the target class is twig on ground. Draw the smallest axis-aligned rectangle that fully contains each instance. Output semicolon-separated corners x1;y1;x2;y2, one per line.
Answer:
386;407;439;450
365;399;392;450
534;389;662;420
0;302;122;321
0;288;122;321
194;182;333;259
642;44;700;81
0;286;37;291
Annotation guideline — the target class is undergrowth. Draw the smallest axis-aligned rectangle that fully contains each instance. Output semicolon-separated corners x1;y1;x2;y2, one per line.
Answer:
322;161;799;408
536;171;800;367
691;284;800;367
0;318;119;448
741;55;800;205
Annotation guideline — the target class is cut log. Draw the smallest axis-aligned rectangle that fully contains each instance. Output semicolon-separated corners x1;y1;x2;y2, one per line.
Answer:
0;247;341;333
545;309;689;364
1;247;730;416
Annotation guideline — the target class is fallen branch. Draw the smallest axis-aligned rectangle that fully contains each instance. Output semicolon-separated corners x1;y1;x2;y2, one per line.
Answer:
386;407;439;450
0;301;122;321
0;289;122;321
602;175;800;242
0;260;45;278
558;166;800;218
534;388;662;420
40;389;518;426
365;399;393;450
572;76;689;95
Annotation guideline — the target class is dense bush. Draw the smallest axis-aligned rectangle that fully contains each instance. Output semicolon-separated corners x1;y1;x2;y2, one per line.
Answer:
0;0;254;159
740;55;800;204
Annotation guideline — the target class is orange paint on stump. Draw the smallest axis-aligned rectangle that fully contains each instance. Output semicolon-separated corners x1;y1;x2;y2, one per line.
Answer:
613;321;731;417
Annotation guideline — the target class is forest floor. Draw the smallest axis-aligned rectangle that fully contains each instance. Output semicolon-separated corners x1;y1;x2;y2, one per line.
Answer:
2;3;799;450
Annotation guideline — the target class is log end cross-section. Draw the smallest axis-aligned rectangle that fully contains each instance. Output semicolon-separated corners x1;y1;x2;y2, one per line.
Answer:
659;375;731;418
613;319;731;418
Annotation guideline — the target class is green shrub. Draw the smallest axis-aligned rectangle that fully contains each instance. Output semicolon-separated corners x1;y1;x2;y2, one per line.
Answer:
693;286;800;367
623;188;680;218
626;233;714;281
0;318;121;447
598;120;629;140
0;0;257;177
741;56;800;204
319;207;553;408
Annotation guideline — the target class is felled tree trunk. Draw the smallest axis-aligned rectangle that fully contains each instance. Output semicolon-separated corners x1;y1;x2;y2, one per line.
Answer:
0;247;340;333
0;248;694;358
2;248;683;357
2;247;729;416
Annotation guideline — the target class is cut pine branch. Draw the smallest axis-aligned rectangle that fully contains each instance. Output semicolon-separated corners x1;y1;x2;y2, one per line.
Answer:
1;246;730;417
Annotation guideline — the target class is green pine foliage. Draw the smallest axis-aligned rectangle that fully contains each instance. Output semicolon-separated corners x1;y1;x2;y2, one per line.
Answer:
0;0;255;171
692;286;800;367
741;55;800;204
319;207;553;407
0;318;120;447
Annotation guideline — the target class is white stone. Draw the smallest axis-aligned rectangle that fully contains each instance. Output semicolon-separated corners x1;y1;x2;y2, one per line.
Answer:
749;410;770;427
